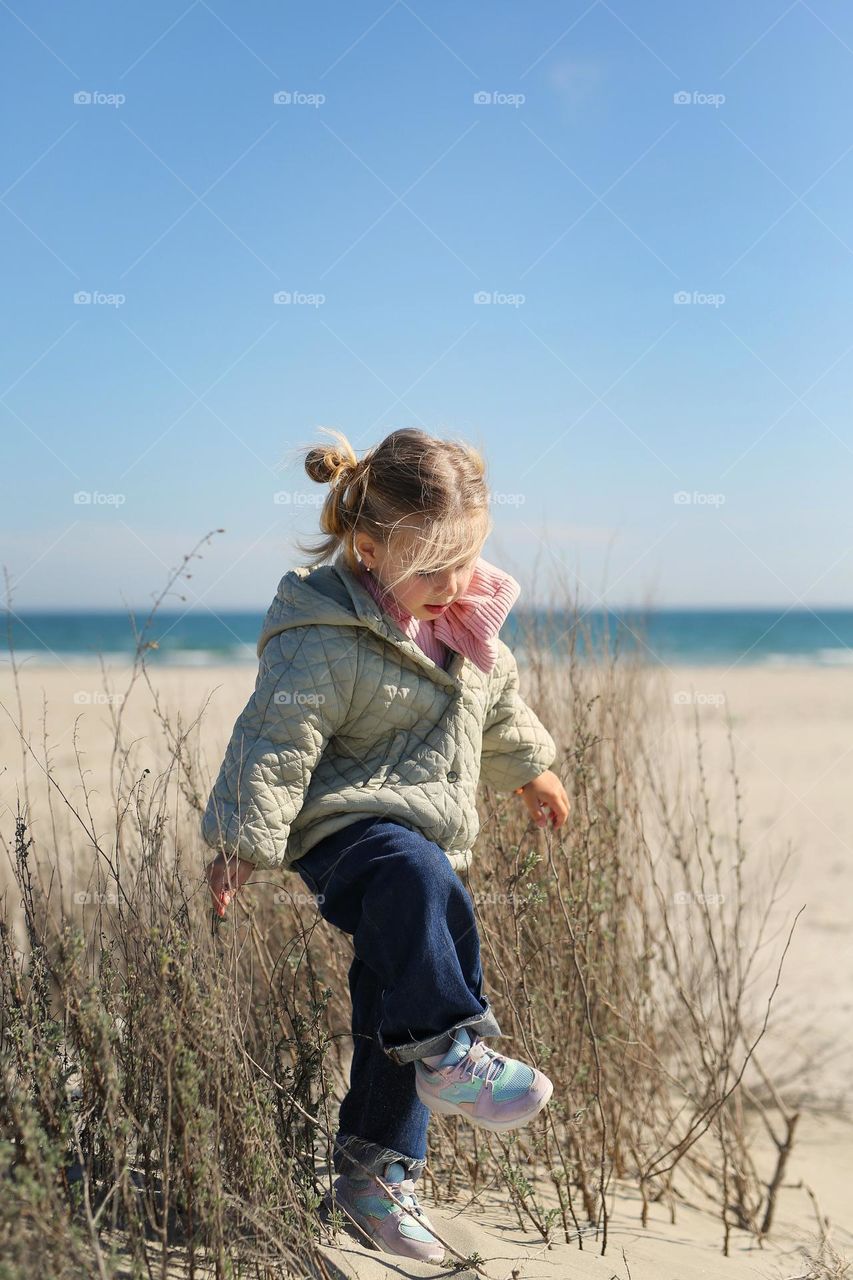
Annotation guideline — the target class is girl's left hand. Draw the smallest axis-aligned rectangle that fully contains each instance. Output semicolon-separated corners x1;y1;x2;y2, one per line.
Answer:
514;770;571;829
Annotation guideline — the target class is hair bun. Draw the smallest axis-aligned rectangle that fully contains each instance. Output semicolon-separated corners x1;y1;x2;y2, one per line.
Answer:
304;444;358;486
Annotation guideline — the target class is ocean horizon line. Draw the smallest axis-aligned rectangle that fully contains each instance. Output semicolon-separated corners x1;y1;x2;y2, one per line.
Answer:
3;603;853;671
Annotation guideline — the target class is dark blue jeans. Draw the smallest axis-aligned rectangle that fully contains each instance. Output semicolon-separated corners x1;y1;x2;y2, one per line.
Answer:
292;816;502;1182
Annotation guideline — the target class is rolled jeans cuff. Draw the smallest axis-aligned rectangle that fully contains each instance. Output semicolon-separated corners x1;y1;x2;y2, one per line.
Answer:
334;1132;427;1181
377;998;503;1066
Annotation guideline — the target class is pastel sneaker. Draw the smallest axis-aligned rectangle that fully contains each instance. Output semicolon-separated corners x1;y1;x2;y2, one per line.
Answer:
326;1160;445;1263
414;1027;553;1131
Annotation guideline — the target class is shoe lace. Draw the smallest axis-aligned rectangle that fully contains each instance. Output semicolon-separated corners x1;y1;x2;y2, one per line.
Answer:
387;1177;423;1216
460;1039;506;1089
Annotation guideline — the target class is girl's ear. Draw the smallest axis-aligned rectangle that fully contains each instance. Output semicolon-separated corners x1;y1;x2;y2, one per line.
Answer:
354;535;378;568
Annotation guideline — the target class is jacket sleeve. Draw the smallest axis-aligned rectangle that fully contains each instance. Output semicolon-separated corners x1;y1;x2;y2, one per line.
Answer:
478;641;558;792
200;625;356;870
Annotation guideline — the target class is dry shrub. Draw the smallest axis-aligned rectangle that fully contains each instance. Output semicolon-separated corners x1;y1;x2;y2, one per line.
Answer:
0;540;806;1275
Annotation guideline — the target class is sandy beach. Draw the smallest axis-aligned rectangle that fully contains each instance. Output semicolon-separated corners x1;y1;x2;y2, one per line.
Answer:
1;656;851;1276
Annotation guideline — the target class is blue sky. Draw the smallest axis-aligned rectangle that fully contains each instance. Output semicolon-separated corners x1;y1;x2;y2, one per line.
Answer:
2;1;852;609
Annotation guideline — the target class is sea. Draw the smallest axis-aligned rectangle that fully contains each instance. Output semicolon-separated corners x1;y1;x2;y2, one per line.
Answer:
3;607;853;669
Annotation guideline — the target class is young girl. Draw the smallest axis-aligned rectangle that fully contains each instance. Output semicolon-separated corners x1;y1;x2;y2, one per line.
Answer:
203;427;570;1264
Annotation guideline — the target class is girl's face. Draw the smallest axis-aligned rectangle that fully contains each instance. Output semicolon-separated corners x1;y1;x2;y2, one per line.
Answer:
355;535;481;621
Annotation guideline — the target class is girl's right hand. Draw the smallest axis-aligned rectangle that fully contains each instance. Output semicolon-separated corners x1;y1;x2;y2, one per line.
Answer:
206;852;256;917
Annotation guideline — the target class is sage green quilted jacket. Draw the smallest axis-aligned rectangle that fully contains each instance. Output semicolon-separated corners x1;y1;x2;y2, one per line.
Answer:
200;551;557;873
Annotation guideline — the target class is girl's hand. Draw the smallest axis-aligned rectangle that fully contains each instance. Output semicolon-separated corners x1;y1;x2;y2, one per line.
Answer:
514;771;571;829
206;852;256;917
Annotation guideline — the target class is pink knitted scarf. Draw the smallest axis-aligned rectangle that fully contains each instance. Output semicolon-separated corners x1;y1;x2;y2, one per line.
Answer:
359;555;521;674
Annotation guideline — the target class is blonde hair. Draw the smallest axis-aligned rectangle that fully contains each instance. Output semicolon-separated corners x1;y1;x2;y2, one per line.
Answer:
293;427;492;592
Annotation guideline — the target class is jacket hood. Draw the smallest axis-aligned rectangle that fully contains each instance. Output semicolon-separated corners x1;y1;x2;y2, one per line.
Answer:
257;550;404;658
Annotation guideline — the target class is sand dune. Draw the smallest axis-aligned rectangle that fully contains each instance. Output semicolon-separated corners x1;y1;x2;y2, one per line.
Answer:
1;658;850;1276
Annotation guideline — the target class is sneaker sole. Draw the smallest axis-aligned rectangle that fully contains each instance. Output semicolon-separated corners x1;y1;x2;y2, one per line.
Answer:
416;1075;554;1131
